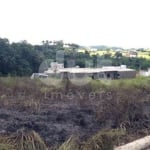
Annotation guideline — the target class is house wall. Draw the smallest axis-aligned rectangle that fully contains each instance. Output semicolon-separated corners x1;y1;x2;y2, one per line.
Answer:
62;72;93;79
96;71;136;79
103;71;118;79
46;70;136;80
118;71;136;79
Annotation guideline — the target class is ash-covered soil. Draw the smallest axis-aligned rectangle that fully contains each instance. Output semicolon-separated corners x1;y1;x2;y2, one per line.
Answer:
0;103;102;146
0;78;150;147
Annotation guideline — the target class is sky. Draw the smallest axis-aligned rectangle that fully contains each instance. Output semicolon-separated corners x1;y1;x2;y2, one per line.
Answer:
0;0;150;48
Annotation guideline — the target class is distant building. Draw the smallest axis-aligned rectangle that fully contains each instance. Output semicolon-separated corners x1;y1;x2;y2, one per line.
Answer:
90;48;97;52
31;62;136;80
50;62;64;72
126;51;138;58
63;44;70;48
139;68;150;77
30;73;48;79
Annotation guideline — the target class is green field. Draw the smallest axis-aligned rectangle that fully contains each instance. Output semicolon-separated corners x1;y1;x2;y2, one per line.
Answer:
138;51;150;59
79;49;150;59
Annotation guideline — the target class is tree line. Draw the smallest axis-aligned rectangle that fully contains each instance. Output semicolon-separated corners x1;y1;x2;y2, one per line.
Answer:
0;38;150;76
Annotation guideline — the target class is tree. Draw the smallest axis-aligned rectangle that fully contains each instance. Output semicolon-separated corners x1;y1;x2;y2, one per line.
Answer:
114;52;122;59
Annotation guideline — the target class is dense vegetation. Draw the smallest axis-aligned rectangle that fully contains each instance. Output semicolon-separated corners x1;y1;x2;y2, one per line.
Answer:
1;37;150;76
0;38;80;76
101;52;150;70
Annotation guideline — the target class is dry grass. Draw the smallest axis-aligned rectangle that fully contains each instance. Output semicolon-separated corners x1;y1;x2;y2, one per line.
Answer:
56;129;126;150
81;129;126;150
0;128;47;150
0;77;150;149
58;136;80;150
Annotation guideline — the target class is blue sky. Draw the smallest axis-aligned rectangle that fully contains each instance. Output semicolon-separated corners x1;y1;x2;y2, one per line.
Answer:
0;0;150;48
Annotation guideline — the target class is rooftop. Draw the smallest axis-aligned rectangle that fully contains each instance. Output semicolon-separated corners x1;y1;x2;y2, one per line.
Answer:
44;64;135;74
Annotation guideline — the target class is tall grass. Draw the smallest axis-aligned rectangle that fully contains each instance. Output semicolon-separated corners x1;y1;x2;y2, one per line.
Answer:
0;129;47;150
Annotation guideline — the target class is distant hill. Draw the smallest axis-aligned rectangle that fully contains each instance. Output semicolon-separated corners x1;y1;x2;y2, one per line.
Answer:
90;45;124;50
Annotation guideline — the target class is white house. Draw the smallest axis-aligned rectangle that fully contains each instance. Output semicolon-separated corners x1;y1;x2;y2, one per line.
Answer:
31;62;136;80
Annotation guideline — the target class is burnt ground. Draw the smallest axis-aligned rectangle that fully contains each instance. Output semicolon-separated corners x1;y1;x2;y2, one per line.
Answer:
0;78;150;147
0;90;150;147
0;103;102;146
